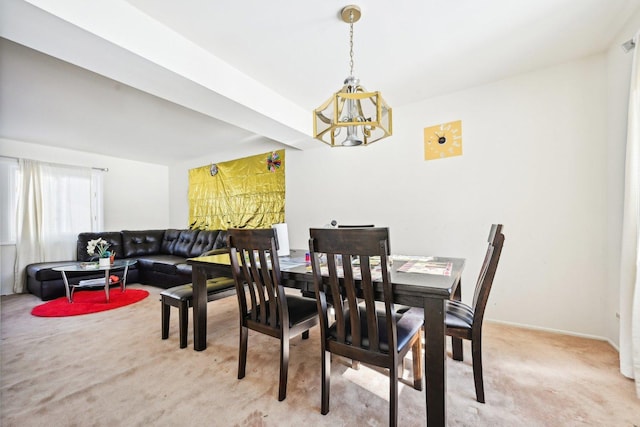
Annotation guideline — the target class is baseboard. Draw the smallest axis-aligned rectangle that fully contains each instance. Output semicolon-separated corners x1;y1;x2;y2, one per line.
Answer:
607;339;620;352
486;319;619;352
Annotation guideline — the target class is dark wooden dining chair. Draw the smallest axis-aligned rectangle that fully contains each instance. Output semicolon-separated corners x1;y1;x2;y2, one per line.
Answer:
336;224;374;370
446;223;505;403
308;227;423;427
227;228;318;401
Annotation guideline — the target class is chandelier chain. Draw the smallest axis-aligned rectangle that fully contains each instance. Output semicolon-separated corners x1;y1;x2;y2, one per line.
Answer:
349;13;355;77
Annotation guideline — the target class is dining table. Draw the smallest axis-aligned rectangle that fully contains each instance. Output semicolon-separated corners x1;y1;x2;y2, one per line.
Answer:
187;249;465;427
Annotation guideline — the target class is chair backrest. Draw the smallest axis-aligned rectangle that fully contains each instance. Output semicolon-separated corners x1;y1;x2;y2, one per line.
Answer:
309;227;396;355
471;224;505;326
228;228;288;331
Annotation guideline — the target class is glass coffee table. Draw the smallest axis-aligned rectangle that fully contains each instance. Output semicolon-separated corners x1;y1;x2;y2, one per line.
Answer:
52;260;137;303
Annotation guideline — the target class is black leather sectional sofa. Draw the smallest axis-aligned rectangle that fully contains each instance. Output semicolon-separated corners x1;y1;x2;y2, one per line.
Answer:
26;229;229;301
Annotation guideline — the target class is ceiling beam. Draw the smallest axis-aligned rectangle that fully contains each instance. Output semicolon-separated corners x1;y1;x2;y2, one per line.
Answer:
0;0;315;150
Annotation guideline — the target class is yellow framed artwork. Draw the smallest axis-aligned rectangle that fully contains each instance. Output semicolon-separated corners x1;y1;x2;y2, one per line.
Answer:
424;120;462;160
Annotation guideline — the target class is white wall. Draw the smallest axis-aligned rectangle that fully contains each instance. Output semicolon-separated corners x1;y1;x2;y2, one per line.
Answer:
604;11;640;349
287;55;611;339
0;138;170;294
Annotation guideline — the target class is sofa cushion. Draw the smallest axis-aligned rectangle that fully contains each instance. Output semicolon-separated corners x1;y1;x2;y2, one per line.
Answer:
188;230;220;257
76;232;123;262
172;229;200;258
134;254;185;271
122;230;164;258
160;229;182;254
214;230;228;250
153;262;178;275
175;263;192;276
27;262;93;282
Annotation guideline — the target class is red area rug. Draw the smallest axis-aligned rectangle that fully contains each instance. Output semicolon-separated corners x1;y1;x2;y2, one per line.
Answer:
31;289;149;317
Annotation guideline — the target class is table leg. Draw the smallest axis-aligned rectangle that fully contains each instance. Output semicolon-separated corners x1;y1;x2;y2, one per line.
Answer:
61;271;72;302
451;279;463;361
104;268;110;302
192;266;208;351
424;296;446;426
121;265;129;292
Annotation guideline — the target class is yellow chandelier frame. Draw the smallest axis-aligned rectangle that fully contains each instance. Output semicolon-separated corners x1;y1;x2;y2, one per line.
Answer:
312;5;392;147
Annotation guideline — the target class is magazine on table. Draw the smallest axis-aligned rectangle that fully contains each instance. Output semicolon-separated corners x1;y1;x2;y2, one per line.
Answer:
397;259;452;276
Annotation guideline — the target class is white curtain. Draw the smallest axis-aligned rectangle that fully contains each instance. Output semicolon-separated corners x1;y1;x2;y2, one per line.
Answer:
13;159;102;293
620;31;640;397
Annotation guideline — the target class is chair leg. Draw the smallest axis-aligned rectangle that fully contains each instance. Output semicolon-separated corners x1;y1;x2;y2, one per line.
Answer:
471;336;485;403
161;299;170;340
278;335;290;401
452;336;464;361
412;335;423;391
178;300;188;349
321;349;331;415
238;325;248;379
389;357;399;427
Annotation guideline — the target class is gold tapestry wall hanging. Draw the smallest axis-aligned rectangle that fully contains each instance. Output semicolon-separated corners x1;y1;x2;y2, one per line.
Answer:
188;150;285;230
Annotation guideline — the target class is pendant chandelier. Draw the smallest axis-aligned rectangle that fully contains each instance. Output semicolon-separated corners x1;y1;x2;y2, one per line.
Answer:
313;5;392;147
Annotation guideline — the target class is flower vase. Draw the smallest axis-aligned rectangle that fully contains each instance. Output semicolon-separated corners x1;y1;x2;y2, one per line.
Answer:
99;257;111;268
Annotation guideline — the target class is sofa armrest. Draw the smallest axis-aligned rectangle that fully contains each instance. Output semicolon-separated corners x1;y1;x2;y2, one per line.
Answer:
200;247;229;257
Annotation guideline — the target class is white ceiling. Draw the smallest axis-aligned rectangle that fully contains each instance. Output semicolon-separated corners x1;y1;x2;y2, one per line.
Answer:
126;0;638;106
1;0;639;165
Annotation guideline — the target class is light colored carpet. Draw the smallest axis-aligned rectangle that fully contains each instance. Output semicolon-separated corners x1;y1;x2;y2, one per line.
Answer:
1;285;639;426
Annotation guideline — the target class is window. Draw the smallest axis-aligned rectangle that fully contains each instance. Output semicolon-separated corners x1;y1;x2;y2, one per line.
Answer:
37;164;102;255
0;157;104;247
11;158;105;293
